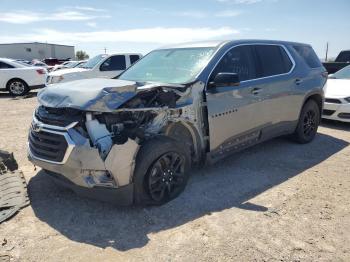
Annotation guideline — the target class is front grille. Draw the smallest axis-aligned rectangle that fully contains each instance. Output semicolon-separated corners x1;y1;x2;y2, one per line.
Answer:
29;130;68;162
35;106;83;127
338;113;350;119
322;109;335;116
325;98;342;104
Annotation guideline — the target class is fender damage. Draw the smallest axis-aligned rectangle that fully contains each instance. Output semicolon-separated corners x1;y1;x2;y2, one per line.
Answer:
29;78;207;204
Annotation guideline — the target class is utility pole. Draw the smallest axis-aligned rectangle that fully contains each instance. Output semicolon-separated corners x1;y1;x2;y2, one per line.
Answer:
325;42;329;62
104;47;107;54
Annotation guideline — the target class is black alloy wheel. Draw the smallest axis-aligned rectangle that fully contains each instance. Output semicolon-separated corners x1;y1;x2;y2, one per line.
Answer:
292;99;320;144
133;136;190;206
303;109;317;137
148;152;186;202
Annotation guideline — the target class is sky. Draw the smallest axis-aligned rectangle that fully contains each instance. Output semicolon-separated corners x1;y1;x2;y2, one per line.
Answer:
0;0;349;59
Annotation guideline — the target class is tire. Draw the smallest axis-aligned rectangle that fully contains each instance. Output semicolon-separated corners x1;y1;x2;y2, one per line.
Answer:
7;79;29;96
292;99;320;144
133;136;191;206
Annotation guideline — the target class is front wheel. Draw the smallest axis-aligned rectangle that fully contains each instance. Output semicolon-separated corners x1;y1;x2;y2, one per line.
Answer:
292;100;320;144
7;79;29;96
133;137;191;206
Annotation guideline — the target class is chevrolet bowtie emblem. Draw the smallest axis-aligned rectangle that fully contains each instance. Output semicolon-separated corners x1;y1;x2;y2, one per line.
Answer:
32;122;42;133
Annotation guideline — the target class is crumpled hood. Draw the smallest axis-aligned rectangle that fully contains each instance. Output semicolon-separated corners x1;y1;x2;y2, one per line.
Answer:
38;78;139;112
325;79;350;98
37;78;184;112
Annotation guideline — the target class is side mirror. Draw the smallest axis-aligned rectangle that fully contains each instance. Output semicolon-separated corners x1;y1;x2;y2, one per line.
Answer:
100;63;109;71
209;73;240;88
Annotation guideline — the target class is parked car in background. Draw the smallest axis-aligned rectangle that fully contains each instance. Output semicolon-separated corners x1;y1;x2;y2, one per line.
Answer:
43;58;71;66
323;50;350;74
322;65;350;122
46;53;142;85
0;58;46;96
51;60;87;72
15;59;31;65
31;60;54;72
28;40;326;205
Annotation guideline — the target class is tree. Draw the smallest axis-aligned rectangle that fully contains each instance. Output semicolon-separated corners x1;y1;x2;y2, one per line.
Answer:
76;50;89;60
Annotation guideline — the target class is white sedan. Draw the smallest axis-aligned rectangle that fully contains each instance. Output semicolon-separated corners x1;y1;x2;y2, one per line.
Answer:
322;65;350;122
0;58;46;96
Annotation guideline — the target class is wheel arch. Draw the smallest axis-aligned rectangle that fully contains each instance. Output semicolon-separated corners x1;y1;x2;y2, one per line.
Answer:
163;121;205;165
6;78;28;90
302;92;324;121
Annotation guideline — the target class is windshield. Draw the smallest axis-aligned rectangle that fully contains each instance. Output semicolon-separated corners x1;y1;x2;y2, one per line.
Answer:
333;65;350;79
77;62;87;68
66;61;80;68
119;47;216;84
83;54;107;69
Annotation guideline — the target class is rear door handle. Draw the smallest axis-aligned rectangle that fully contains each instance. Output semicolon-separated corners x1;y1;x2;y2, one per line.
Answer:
251;87;262;95
295;79;303;85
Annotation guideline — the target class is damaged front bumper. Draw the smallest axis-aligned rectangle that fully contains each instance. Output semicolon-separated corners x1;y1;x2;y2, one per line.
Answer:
28;116;139;205
42;171;134;205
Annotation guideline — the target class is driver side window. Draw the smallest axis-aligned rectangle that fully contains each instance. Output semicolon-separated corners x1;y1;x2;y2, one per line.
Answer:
100;55;126;71
211;46;257;82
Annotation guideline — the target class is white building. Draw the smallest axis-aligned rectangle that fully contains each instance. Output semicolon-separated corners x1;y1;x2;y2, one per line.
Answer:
0;42;75;61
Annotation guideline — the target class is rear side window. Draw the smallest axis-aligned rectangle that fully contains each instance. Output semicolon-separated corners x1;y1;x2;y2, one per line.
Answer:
293;45;322;68
255;45;293;77
130;55;140;65
100;55;126;71
0;61;14;69
211;45;257;81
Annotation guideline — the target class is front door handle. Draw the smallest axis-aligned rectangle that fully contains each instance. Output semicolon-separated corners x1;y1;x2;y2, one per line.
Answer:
295;79;303;85
251;87;262;95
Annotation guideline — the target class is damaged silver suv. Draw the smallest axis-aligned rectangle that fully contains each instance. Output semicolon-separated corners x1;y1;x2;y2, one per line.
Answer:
28;40;327;205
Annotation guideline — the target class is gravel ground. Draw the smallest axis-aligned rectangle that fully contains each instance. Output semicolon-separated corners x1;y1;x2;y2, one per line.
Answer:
0;91;349;262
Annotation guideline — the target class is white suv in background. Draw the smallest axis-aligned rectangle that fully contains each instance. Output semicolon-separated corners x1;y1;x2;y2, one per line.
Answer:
0;58;46;96
46;53;142;85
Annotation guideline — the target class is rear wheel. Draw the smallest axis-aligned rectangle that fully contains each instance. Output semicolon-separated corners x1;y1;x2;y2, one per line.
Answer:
7;79;29;96
292;99;320;144
133;137;190;205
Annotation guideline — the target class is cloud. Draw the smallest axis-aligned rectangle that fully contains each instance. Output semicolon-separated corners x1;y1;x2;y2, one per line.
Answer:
0;27;239;45
174;10;241;18
86;22;97;28
0;10;109;24
215;10;242;17
73;6;107;12
175;11;208;18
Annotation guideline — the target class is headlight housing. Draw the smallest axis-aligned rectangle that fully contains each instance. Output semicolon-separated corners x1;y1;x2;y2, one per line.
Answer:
52;75;64;84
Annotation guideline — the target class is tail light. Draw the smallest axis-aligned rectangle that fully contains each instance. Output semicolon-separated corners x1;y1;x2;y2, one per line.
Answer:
36;69;46;75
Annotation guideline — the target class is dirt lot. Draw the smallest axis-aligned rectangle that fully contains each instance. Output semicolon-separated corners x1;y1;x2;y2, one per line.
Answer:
0;91;349;262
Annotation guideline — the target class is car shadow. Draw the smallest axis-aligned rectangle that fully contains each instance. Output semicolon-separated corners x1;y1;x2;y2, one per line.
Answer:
321;119;350;131
0;91;38;99
29;133;348;251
